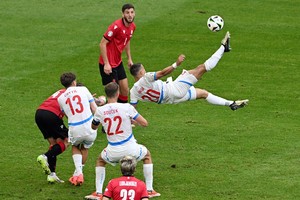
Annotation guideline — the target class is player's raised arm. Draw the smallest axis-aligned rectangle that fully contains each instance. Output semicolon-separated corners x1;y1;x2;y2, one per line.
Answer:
155;54;185;79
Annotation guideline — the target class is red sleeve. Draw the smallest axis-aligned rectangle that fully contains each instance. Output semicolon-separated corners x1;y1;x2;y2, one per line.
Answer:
139;181;149;199
103;22;119;42
103;180;113;198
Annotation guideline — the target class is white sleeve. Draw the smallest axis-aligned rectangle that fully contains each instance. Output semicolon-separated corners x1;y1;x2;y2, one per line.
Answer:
93;108;102;124
128;104;139;119
130;87;138;105
144;72;157;81
84;87;95;103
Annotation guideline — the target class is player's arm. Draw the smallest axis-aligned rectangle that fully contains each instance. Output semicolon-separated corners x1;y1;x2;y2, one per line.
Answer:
133;114;148;127
102;197;109;200
91;118;100;130
100;37;112;74
91;110;101;130
155;54;185;79
93;94;107;106
125;41;133;67
129;88;138;108
90;101;98;114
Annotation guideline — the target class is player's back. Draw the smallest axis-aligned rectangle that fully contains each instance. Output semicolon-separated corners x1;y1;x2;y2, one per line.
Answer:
58;86;94;124
38;89;66;118
94;103;138;144
130;72;167;104
104;176;148;200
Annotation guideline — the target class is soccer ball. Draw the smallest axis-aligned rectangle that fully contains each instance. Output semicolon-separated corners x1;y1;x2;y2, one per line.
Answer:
207;15;224;32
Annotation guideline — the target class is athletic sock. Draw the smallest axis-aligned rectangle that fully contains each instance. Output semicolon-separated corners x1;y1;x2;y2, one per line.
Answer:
204;45;225;71
45;142;65;158
143;164;154;191
72;154;83;175
96;166;106;194
44;143;65;172
118;94;128;103
48;156;57;172
206;93;233;106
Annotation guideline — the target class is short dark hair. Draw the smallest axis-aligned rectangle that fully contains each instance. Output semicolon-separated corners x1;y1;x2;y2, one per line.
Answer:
122;3;134;12
120;156;137;176
130;63;142;76
104;82;119;98
76;82;84;86
60;72;76;88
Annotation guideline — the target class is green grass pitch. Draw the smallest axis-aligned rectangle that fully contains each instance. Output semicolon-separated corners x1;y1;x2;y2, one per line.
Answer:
0;0;299;199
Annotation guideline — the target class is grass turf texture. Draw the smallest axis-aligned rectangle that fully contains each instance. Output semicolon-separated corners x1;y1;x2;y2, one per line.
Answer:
1;0;300;199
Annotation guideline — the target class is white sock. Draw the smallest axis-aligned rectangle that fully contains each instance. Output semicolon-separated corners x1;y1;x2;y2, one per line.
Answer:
96;166;106;194
143;164;153;191
204;45;225;71
72;154;83;176
206;93;233;106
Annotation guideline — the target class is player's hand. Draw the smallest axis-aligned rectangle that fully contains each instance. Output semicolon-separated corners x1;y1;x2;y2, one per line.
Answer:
104;63;112;75
93;94;107;106
128;59;133;68
177;54;185;66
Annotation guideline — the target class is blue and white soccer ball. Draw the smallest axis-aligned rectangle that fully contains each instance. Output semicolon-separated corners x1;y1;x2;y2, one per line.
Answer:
207;15;224;32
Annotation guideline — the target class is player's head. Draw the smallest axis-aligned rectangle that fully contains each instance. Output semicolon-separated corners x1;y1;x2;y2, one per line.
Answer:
122;3;135;24
130;63;145;78
120;155;137;176
105;82;119;99
60;72;76;88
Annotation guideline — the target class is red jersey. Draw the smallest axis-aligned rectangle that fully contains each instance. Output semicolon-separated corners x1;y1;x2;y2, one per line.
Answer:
103;176;148;200
38;89;66;119
99;18;136;68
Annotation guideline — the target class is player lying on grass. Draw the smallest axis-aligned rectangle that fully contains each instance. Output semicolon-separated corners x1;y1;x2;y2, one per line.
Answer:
129;31;248;110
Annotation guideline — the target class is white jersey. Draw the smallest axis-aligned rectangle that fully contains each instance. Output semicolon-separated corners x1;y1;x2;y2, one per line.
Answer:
93;102;148;165
58;86;95;138
93;103;139;146
130;70;198;105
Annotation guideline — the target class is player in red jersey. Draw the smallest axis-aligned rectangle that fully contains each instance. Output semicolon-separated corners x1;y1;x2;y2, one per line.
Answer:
36;89;69;183
98;3;136;103
102;156;149;200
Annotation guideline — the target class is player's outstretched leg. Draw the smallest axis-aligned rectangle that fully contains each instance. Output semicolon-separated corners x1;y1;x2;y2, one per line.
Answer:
229;99;249;111
221;31;231;52
37;154;51;175
204;33;230;72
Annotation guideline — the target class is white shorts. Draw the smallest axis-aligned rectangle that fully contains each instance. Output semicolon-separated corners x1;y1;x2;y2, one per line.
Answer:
101;143;148;166
68;129;97;149
172;86;197;103
164;70;198;104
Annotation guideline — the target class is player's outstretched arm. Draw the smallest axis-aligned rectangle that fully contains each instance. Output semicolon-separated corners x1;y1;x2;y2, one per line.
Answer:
155;54;185;79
